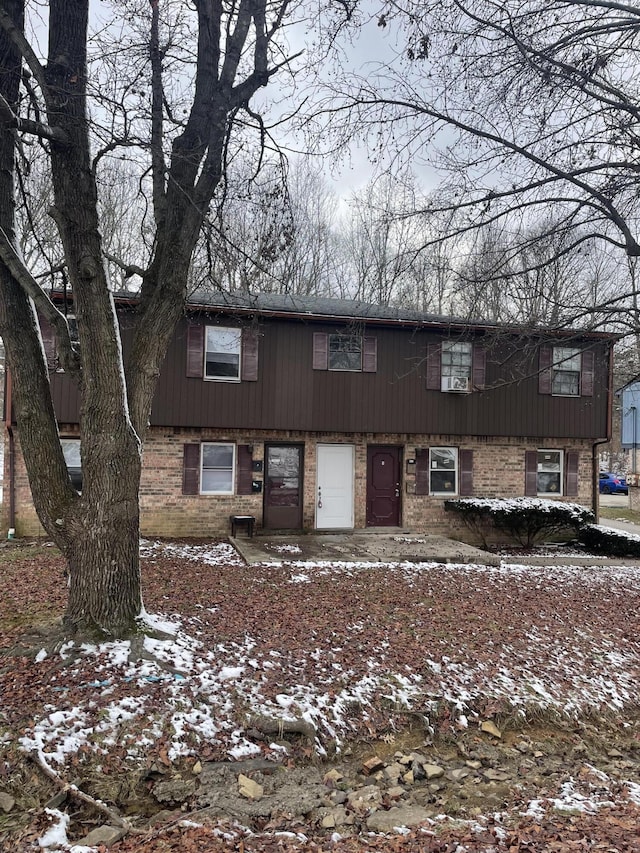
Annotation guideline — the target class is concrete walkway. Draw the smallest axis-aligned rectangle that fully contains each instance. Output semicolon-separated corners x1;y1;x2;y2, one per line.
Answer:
597;517;640;537
231;528;640;569
232;529;500;566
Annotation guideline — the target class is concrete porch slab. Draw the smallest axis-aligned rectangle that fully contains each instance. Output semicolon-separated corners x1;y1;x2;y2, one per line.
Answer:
230;529;500;566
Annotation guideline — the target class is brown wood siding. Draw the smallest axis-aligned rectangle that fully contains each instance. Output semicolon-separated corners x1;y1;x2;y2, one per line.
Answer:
46;314;612;441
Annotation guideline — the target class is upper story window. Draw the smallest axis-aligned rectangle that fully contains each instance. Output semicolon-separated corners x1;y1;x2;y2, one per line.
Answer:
552;347;581;396
200;442;235;494
313;332;377;372
205;327;242;381
539;344;593;397
329;334;362;371
441;342;472;392
426;340;485;392
186;322;258;382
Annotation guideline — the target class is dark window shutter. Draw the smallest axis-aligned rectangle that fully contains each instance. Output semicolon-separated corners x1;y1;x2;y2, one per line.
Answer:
472;345;486;390
182;444;201;494
186;323;204;378
459;449;474;496
539;346;552;395
313;332;328;370
565;451;579;496
237;444;253;494
580;350;594;397
415;449;429;495
363;336;377;372
426;343;441;390
39;316;57;370
241;328;259;381
525;450;538;496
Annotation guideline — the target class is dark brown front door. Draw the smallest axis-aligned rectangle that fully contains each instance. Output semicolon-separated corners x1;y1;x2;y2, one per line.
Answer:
264;444;304;530
366;446;402;526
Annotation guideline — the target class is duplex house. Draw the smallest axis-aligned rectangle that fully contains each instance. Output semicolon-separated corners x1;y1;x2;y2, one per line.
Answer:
4;292;613;538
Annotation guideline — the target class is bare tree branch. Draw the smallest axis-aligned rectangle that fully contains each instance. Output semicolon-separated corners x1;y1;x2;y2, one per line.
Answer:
0;225;80;377
0;91;68;144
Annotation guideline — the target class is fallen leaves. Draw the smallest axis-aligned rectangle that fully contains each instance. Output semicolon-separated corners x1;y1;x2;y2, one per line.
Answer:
2;539;640;851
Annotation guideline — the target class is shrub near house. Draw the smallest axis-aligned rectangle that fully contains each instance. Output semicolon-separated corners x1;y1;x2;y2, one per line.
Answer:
445;497;595;548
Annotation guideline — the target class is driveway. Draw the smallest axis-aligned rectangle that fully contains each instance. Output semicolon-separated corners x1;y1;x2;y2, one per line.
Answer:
599;493;629;509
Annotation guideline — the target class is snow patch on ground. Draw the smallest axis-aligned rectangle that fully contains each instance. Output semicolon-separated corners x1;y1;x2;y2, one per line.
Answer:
14;541;640;781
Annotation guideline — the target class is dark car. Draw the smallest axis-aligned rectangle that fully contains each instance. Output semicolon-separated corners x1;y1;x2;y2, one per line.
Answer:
599;472;628;495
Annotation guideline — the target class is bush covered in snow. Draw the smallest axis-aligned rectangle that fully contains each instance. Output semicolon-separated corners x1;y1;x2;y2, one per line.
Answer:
578;523;640;558
444;497;595;548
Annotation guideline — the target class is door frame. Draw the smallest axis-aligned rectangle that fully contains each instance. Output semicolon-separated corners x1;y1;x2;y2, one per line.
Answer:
366;444;403;527
263;442;305;530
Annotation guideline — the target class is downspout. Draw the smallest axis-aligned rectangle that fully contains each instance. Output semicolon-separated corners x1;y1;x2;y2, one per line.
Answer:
592;341;615;523
632;406;638;475
4;367;15;535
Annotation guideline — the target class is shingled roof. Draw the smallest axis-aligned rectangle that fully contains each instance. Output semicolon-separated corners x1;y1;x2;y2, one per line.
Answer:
187;289;490;328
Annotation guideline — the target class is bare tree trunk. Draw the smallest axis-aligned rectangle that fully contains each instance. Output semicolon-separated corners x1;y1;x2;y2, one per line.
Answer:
65;504;141;634
0;0;296;635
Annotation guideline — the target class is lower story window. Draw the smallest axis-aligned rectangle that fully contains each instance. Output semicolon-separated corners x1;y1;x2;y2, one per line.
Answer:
430;447;457;495
537;449;563;495
201;442;235;494
61;438;82;491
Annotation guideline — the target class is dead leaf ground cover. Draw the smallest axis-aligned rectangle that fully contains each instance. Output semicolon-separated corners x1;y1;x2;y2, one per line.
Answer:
1;539;640;851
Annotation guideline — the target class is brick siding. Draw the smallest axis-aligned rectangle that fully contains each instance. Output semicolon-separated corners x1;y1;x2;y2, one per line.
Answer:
3;426;595;542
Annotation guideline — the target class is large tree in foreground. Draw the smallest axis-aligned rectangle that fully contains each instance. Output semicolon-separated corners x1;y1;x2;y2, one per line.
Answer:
0;0;305;635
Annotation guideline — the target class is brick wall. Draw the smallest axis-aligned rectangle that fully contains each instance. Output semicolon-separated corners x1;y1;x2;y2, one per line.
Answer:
3;426;595;540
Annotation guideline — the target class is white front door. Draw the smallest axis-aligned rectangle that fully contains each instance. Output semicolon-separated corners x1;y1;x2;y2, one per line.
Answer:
316;444;354;529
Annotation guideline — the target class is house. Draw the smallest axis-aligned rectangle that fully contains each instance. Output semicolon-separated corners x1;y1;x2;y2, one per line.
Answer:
616;377;640;508
4;292;614;539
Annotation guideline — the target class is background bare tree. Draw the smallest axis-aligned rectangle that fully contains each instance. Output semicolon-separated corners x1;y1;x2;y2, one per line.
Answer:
306;0;640;335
